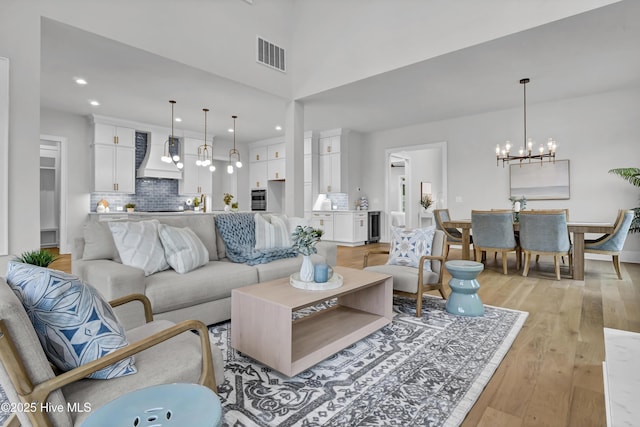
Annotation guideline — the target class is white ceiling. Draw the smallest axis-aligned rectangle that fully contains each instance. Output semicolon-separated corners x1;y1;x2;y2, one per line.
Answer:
41;1;640;143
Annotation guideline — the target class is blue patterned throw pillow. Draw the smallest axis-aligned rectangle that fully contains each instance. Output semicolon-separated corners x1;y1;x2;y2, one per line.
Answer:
5;262;137;379
387;226;436;271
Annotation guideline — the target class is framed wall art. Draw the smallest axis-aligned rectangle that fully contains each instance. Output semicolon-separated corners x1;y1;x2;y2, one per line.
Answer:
510;159;570;200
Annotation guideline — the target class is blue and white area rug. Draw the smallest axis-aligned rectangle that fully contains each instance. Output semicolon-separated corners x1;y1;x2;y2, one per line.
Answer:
210;296;528;427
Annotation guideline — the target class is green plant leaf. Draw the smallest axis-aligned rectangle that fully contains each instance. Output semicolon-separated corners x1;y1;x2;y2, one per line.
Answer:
609;168;640;188
14;249;58;267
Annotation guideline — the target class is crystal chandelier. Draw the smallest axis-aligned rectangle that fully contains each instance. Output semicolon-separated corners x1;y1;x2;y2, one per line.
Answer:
160;100;183;169
227;115;242;174
496;78;557;167
196;108;215;172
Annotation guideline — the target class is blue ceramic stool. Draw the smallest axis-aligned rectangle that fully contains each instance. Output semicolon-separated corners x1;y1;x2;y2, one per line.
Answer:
445;260;485;317
80;383;222;427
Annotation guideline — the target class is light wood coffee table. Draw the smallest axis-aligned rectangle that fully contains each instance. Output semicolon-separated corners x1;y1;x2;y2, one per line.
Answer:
231;266;393;377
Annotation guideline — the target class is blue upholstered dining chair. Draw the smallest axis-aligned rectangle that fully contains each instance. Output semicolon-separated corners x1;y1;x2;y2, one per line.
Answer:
471;210;521;275
434;209;472;258
584;209;634;279
519;210;572;281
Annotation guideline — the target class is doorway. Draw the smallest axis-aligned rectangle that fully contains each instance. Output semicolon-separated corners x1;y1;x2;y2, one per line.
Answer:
40;135;68;253
384;141;447;241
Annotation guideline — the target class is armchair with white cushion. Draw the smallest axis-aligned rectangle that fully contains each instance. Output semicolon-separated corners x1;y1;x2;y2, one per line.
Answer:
0;268;224;427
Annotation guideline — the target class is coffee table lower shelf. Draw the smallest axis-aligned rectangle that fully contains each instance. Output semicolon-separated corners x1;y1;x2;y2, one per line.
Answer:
231;267;393;377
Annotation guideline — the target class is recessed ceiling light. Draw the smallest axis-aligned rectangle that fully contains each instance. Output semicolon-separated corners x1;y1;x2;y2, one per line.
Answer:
89;100;100;106
175;117;182;122
228;128;234;133
275;125;282;131
75;78;87;85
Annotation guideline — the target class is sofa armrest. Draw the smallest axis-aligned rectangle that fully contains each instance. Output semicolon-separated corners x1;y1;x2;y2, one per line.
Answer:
316;241;337;266
72;237;85;261
73;259;147;329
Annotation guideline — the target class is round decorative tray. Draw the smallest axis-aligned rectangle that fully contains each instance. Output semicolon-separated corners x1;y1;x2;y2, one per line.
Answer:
290;273;343;291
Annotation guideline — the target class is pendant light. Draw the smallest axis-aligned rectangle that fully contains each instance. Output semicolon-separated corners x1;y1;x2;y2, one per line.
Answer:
227;115;242;174
495;78;557;167
196;108;215;172
161;100;183;169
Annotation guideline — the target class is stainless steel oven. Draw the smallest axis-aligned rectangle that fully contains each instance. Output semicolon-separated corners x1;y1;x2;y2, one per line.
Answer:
251;189;266;211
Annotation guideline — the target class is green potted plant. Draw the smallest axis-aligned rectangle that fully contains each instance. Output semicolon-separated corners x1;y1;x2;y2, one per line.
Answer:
125;203;136;212
14;249;58;267
223;193;234;212
193;197;200;211
609;167;640;233
231;201;239;212
420;194;433;211
291;226;324;282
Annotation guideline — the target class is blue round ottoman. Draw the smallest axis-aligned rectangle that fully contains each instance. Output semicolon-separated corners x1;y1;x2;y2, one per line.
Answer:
445;260;485;317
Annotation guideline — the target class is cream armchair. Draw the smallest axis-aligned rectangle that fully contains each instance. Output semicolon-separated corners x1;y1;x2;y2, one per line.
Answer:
363;229;447;317
0;278;224;427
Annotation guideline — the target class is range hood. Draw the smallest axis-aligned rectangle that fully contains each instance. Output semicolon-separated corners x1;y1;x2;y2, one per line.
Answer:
137;132;183;179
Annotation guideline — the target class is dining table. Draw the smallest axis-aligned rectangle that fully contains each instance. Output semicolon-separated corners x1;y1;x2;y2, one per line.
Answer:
442;219;615;280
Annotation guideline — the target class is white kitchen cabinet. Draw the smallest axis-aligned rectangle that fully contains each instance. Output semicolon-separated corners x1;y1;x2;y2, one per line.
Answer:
354;212;368;242
179;138;213;196
310;212;334;241
318;151;341;193
332;212;368;245
319;135;340;155
268;143;285;161
268;158;286;180
91;122;136;193
249;145;268;189
249;146;268;163
250;161;268;189
179;153;212;196
94;123;135;147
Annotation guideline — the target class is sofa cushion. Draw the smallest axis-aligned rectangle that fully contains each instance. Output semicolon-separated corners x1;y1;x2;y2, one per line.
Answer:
5;262;136;379
388;226;435;271
82;220;121;262
155;215;219;261
145;261;259;314
109;219;170;276
158;224;209;274
254;213;291;249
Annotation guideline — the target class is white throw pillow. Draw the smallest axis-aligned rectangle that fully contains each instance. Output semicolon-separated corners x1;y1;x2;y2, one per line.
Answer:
387;226;436;271
108;220;170;276
255;213;291;249
158;224;209;274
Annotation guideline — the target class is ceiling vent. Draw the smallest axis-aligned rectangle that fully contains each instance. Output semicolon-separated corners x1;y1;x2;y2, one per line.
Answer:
257;36;286;73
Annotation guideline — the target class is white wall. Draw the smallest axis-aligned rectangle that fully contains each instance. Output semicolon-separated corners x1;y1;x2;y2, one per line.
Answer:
361;86;640;260
291;0;619;98
40;108;92;253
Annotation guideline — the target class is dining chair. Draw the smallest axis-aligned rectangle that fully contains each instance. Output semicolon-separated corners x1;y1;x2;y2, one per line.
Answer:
531;209;571;265
471;210;521;275
519;210;572;280
363;229;447;317
584;209;634;279
433;208;472;258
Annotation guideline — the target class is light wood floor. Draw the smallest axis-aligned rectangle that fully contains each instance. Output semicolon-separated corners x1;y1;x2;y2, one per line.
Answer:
54;245;640;426
341;243;640;427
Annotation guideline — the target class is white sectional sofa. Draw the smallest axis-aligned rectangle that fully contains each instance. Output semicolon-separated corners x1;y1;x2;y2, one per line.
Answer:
73;213;337;329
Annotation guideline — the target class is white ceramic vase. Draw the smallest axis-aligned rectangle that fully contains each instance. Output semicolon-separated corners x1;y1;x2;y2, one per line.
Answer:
224;205;231;212
300;255;314;282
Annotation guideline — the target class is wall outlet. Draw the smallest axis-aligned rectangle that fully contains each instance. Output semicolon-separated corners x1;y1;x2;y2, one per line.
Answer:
455;196;463;203
116;206;123;211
